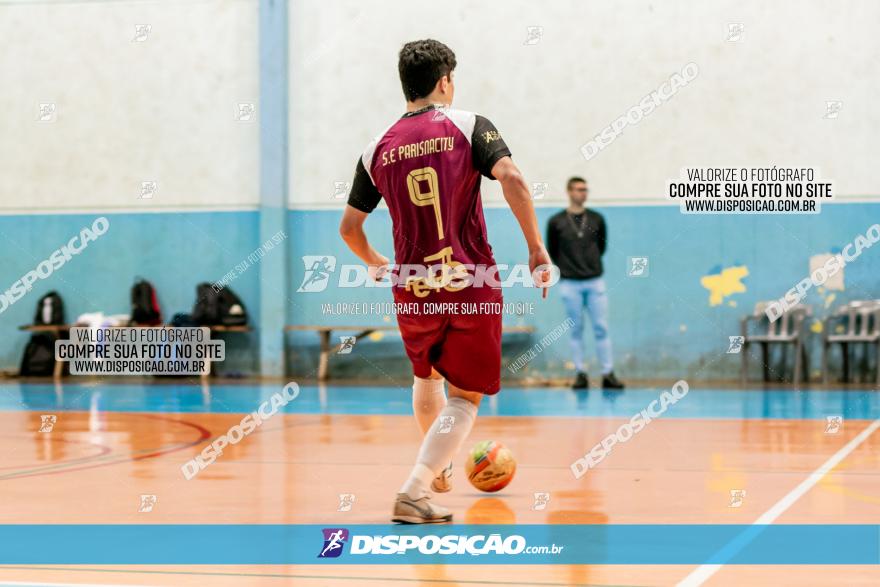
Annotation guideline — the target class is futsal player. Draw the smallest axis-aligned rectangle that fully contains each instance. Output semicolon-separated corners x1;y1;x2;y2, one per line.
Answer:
339;39;550;523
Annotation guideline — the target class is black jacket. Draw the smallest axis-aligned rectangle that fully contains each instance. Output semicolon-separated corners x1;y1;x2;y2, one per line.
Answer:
546;209;607;279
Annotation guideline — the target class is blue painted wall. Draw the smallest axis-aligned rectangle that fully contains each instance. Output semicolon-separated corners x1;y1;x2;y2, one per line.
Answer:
0;211;261;374
2;205;879;381
286;204;880;382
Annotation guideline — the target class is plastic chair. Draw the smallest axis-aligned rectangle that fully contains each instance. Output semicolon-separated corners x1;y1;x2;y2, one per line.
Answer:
821;300;880;384
740;302;812;386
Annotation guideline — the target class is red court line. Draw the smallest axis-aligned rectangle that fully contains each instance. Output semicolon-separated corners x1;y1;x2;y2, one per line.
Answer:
0;436;113;470
0;414;211;481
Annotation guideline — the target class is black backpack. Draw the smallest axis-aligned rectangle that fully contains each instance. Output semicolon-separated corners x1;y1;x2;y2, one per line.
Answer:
131;279;162;325
170;312;198;327
34;291;64;325
218;287;247;326
20;333;58;376
192;283;221;325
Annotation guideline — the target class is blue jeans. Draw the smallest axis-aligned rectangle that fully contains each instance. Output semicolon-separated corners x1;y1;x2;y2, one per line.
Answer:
558;277;614;374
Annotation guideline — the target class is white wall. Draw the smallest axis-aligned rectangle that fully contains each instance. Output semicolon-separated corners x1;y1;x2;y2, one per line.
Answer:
289;0;880;208
0;0;259;213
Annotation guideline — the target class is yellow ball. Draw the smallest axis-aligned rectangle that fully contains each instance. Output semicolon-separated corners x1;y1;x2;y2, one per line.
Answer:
465;440;516;492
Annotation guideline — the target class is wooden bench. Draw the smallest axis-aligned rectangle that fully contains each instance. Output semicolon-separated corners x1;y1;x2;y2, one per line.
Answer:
18;324;251;378
285;324;535;381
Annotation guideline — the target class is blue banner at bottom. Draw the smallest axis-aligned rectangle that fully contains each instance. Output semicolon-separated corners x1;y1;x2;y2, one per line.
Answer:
0;525;876;565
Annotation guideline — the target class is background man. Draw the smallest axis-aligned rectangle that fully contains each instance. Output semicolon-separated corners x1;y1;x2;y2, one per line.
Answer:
546;177;624;390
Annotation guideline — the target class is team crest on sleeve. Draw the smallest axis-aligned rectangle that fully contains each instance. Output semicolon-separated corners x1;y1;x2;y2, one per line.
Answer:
481;130;502;144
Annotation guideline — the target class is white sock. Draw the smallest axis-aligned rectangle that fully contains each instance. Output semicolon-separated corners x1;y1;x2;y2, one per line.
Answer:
412;376;446;434
400;397;479;498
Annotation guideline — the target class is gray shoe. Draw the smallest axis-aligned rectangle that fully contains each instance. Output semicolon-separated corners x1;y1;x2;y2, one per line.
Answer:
392;493;452;524
431;462;453;493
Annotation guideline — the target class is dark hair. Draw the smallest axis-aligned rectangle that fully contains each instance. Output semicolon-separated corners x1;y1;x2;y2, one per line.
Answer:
567;176;587;190
398;40;457;102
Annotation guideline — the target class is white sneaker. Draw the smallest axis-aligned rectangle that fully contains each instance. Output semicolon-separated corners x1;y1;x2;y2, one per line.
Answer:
431;462;453;493
391;493;452;524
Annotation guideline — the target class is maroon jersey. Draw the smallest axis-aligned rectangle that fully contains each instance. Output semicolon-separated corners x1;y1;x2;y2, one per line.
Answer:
347;105;511;303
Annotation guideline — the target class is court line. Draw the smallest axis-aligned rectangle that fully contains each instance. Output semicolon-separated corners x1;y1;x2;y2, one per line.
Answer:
4;390;880;420
0;567;642;587
0;581;151;587
0;415;210;481
677;417;880;587
0;436;113;470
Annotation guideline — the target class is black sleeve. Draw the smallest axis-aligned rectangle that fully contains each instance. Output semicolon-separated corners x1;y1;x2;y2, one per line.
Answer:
597;213;607;256
346;157;382;213
472;115;512;179
546;216;559;261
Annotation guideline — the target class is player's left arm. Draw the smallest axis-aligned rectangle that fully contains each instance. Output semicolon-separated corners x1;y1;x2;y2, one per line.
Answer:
339;158;389;273
491;156;548;267
470;116;551;295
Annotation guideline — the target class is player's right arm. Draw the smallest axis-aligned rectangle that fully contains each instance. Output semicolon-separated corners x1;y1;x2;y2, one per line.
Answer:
339;158;389;274
339;205;388;267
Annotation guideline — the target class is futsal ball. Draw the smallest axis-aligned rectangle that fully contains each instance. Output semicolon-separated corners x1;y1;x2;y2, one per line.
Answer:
465;440;516;492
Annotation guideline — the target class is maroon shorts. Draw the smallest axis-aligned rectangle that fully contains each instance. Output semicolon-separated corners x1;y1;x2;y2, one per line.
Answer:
395;296;503;395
